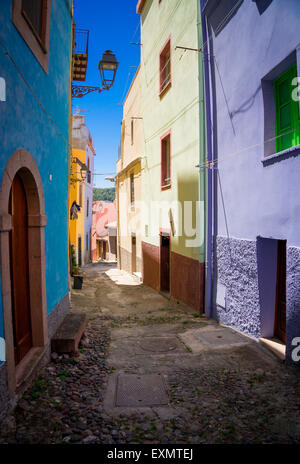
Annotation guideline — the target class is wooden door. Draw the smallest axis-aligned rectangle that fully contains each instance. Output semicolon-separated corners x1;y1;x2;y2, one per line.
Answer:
9;174;32;365
160;234;170;293
102;241;107;260
131;235;136;274
274;240;286;343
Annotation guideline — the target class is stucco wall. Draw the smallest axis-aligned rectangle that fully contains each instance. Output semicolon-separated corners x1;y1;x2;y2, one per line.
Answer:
206;0;300;363
208;0;300;243
0;0;72;350
84;145;94;264
117;66;143;275
121;67;142;169
117;163;142;269
140;0;204;263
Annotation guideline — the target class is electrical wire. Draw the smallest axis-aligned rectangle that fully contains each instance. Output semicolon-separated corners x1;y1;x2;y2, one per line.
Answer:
129;20;141;45
144;96;200;144
117;67;135;106
0;37;120;179
197;127;299;170
139;0;244;93
139;0;294;172
93;173;116;176
141;0;183;59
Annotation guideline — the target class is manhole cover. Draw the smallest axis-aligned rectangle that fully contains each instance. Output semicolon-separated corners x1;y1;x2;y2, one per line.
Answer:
115;374;168;407
195;329;247;346
139;337;179;353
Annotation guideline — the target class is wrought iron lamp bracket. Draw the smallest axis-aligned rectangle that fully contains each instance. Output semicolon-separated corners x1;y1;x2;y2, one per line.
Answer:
72;85;110;98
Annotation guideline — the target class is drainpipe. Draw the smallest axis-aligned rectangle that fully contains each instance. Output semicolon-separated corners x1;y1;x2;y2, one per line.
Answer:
200;0;213;318
197;0;206;314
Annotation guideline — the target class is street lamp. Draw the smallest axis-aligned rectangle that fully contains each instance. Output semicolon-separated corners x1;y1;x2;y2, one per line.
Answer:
98;50;119;89
80;163;88;180
70;157;89;184
72;49;119;98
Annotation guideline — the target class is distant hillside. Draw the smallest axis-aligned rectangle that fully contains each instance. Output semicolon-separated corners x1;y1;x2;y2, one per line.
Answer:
93;187;115;202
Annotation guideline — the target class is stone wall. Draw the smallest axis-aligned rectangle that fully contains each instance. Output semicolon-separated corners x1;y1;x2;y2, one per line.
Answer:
286;246;300;364
47;293;70;340
214;237;300;366
0;364;10;420
0;293;70;420
213;236;261;339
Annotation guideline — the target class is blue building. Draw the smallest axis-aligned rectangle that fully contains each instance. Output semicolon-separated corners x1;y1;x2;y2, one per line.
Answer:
0;0;73;416
201;0;300;365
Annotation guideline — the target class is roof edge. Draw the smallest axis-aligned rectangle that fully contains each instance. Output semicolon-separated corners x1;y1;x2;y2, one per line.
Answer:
136;0;146;14
123;64;141;108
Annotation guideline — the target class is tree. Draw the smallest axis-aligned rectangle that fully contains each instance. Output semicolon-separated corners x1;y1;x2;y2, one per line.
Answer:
93;188;115;202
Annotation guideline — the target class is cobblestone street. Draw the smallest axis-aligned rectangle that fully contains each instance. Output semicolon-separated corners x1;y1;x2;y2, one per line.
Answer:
0;262;299;445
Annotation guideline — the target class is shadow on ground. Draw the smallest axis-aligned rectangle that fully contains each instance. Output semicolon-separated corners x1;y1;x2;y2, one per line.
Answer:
0;263;299;444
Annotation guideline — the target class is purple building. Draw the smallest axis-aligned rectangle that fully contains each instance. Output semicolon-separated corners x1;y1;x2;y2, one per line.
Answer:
202;0;300;365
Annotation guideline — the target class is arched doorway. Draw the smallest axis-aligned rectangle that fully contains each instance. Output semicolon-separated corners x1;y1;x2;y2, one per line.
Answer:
0;149;48;396
9;173;32;364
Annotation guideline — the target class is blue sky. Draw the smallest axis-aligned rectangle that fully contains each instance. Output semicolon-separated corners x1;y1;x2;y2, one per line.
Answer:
73;0;140;188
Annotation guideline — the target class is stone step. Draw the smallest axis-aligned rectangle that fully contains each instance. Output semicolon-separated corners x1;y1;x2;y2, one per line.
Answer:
16;346;46;391
133;272;142;283
259;337;286;362
51;313;86;355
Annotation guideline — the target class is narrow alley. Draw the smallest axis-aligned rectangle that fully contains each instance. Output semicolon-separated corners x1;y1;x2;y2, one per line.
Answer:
0;263;299;445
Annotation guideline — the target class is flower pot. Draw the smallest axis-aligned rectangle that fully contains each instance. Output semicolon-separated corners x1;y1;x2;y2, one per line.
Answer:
73;275;83;289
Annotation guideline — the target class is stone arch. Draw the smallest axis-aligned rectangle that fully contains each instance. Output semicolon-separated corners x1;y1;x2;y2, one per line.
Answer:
0;148;48;396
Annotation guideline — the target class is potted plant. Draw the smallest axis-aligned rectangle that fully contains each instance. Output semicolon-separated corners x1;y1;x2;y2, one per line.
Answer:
72;265;83;289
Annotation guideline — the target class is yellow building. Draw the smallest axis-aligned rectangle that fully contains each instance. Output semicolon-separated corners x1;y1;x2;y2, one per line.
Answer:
69;115;95;268
116;66;143;277
69;148;85;267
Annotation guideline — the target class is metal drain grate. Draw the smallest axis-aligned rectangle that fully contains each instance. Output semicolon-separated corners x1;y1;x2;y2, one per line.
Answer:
115;374;169;407
139;337;179;353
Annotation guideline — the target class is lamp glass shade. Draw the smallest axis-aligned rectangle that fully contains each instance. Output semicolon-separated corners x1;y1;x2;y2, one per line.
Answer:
98;50;119;88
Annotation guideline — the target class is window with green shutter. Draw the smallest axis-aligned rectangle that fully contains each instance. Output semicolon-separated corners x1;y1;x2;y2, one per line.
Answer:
274;64;300;153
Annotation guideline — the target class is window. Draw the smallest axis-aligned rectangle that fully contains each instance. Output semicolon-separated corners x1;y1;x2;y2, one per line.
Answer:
131;119;134;145
12;0;51;73
86;197;89;217
22;0;47;45
79;184;83;207
130;173;135;205
159;38;171;95
274;64;300;153
161;132;171;189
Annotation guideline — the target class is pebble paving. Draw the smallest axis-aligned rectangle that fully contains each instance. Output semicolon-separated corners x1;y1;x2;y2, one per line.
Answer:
0;263;299;444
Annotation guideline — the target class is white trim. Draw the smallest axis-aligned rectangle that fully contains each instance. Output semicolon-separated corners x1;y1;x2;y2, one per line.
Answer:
262;144;300;165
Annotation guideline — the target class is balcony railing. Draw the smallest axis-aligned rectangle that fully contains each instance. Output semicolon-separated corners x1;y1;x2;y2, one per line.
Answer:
72;27;89;82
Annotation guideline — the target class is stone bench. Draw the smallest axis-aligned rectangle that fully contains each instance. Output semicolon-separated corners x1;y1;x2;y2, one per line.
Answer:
51;313;86;355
